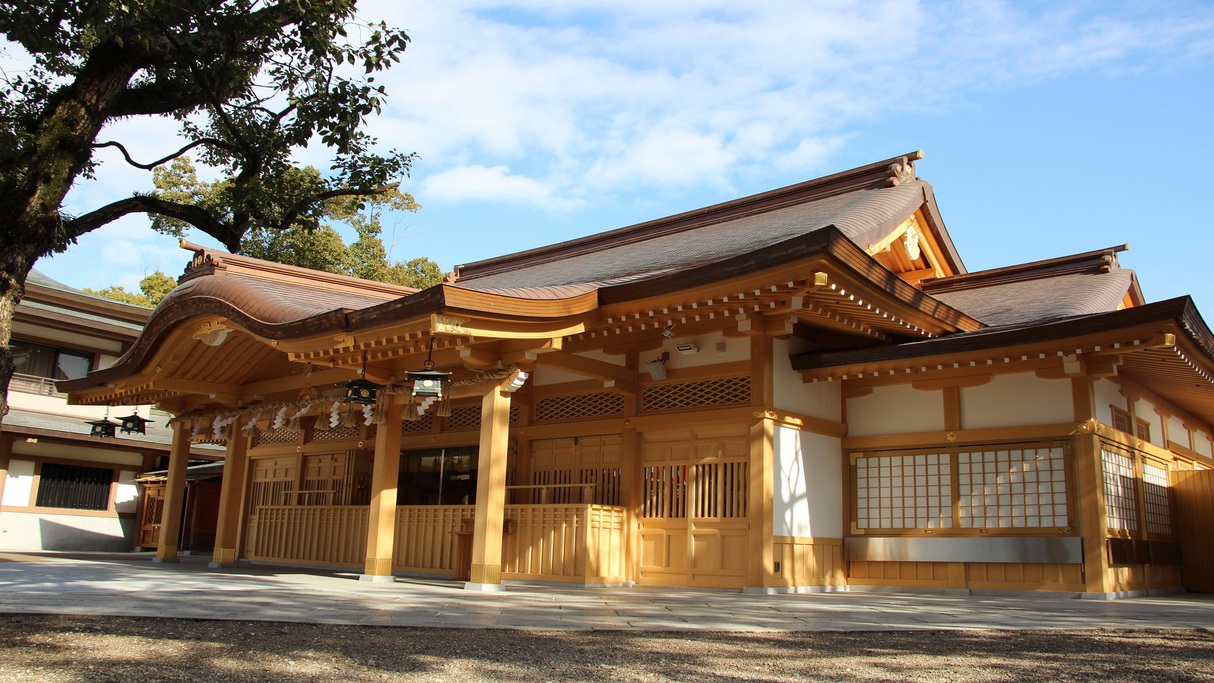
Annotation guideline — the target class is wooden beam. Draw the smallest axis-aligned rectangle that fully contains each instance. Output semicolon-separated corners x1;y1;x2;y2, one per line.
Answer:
459;346;501;370
239;367;358;401
530;350;636;389
150;378;241;405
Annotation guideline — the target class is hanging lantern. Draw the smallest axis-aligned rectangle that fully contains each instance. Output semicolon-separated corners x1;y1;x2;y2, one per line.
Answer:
116;407;153;436
344;351;383;405
86;407;119;439
408;336;450;399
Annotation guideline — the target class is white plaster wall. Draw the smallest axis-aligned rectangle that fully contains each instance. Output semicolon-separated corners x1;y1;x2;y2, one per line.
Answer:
658;331;748;370
1167;415;1188;448
2;459;35;506
532;349;625;386
846;383;944;437
1135;398;1165;448
1094;378;1124;427
773;338;842;422
12;441;144;468
772;426;842;538
0;511;134;551
960;373;1072;430
114;471;139;514
1195;429;1213;458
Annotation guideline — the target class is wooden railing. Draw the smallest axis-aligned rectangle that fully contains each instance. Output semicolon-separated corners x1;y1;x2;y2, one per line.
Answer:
249;502;627;585
251;506;368;568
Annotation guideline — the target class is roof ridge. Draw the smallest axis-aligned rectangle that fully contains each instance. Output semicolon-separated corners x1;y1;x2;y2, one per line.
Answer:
454;151;925;281
176;240;420;297
922;244;1128;293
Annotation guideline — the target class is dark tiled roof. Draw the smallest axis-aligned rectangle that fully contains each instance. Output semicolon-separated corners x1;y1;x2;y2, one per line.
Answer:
3;407;222;454
454;153;938;291
932;270;1134;327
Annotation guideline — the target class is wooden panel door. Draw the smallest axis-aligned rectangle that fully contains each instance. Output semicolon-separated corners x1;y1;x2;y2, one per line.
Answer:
638;427;749;588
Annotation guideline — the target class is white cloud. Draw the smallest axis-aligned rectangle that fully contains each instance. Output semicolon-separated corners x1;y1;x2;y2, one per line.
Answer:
422;164;583;210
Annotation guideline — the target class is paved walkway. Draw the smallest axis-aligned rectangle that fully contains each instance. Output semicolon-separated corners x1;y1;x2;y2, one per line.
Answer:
2;551;1212;631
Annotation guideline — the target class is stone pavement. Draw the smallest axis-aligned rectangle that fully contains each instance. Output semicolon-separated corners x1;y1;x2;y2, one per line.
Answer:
1;551;1212;631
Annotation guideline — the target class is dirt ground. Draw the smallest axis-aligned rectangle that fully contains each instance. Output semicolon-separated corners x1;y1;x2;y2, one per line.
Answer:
2;615;1212;682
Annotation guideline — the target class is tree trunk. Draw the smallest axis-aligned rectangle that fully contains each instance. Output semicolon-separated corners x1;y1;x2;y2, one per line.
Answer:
0;250;34;430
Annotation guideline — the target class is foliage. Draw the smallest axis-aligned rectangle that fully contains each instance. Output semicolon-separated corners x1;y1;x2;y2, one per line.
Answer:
153;158;441;288
84;271;178;308
0;0;414;420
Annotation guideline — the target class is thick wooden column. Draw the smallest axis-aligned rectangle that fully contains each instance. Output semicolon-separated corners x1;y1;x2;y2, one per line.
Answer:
620;422;641;584
745;334;776;592
155;421;191;563
467;381;512;590
1072;376;1110;595
362;399;403;581
209;420;251;567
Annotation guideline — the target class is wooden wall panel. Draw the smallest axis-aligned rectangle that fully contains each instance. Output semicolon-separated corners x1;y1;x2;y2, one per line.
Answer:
250;505;367;568
772;536;845;587
1174;469;1214;593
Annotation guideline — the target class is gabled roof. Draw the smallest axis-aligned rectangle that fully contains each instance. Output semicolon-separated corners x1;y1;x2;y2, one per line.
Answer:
922;246;1141;327
18;269;151;340
455;151;965;290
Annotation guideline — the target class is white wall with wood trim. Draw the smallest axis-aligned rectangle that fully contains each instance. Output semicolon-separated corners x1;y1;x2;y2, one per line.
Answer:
1167;415;1188;448
659;331;747;370
1134;398;1165;448
532;349;625;386
1095;378;1124;427
772;425;842;538
847;383;944;437
2;459;34;506
960;373;1071;430
1195;429;1213;458
773;338;841;422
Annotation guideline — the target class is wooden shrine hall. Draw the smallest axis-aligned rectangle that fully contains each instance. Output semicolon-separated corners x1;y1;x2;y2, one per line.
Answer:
62;152;1214;597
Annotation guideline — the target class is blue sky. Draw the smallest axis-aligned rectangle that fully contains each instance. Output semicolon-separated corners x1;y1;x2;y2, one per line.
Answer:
35;1;1214;314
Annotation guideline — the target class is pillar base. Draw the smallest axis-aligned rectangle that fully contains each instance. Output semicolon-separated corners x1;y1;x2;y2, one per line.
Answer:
463;581;505;592
359;574;397;583
152;556;179;564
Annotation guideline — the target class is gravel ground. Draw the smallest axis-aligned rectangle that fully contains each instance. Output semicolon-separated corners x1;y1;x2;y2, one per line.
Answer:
1;615;1212;682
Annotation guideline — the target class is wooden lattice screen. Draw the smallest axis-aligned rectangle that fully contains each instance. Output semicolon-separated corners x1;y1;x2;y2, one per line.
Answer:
641;376;750;413
535;392;625;422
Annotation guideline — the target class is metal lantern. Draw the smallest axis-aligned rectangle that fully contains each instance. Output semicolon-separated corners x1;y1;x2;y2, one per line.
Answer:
86;406;119;438
343;351;383;405
408;337;449;398
118;409;153;435
87;417;119;438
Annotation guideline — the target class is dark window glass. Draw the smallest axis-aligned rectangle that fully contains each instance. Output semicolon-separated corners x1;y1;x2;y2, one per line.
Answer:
11;341;92;380
35;463;113;510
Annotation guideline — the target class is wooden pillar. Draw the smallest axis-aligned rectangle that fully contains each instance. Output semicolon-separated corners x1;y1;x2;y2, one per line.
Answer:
467;381;512;590
209;420;251;567
362;399;403;581
745;334;776;592
620;422;641;583
155;421;191;563
1072;376;1110;595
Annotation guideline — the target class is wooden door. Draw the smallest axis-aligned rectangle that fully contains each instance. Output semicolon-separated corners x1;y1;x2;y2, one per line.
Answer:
243;456;296;556
638;427;749;588
1173;468;1214;593
137;484;166;549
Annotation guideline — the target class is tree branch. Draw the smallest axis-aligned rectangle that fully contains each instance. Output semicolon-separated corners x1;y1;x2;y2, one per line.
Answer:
269;184;400;231
64;195;242;251
92;138;237;170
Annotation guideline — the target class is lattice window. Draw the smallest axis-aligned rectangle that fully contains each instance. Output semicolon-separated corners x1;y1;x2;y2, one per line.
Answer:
582;467;623;507
1102;447;1139;533
35;463;112;511
1142;460;1173;537
855;452;952;530
1111;407;1131;434
312;425;361;442
254;427;298;447
692;460;747;519
642;465;688;518
510;405;520;425
958;446;1068;529
401;413;435;433
641;376;750;413
535;392;625;422
249;457;296;509
1135;419;1152;442
444;405;481;431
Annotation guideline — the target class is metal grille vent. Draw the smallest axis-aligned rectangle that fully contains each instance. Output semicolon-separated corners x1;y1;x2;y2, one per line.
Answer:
535;392;625;422
642;376;751;413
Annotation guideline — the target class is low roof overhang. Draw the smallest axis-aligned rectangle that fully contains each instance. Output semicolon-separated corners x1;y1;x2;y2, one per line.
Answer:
792;297;1214;426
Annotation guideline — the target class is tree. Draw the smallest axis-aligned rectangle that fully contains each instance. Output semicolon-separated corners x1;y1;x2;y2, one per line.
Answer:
0;1;413;423
85;271;178;308
152;157;442;287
